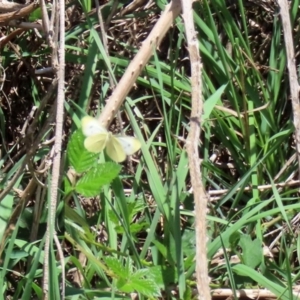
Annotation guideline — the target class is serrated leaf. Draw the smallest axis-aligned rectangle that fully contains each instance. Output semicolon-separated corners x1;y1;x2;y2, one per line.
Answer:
146;266;166;288
129;222;148;234
104;257;128;278
75;162;121;197
149;265;177;287
67;130;98;173
128;199;146;220
114;225;125;234
239;234;262;269
118;271;161;298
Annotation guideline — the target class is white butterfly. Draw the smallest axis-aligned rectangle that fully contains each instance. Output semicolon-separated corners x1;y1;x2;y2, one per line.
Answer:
81;116;141;162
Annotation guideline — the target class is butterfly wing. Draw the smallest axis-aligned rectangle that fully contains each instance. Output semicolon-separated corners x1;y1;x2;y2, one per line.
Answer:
116;136;141;155
81;117;141;160
84;134;108;153
106;135;126;162
81;116;107;137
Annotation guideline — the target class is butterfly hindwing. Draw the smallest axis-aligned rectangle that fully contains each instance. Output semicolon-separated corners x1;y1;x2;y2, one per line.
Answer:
106;134;127;162
84;134;108;153
81;116;141;161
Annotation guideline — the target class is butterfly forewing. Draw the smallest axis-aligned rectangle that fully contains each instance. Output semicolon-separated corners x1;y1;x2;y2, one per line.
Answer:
106;135;127;162
81;116;107;137
116;136;141;155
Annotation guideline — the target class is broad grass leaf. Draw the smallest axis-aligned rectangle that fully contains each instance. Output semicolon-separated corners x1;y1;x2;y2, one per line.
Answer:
0;195;13;239
232;264;298;300
203;83;228;122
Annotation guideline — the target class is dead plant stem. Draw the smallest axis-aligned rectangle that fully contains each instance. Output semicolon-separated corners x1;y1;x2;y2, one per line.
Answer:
42;0;65;297
98;0;182;127
181;0;211;299
277;0;300;184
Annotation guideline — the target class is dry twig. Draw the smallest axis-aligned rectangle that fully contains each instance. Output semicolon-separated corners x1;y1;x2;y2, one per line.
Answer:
182;0;211;300
181;0;211;299
0;1;30;12
0;2;38;24
98;0;182;127
42;0;65;297
212;287;300;299
277;0;300;184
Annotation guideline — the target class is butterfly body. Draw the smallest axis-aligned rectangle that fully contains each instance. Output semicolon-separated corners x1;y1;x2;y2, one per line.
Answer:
81;116;141;162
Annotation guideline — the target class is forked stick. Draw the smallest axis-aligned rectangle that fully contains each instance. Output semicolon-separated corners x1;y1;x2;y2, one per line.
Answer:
97;0;182;127
277;0;300;184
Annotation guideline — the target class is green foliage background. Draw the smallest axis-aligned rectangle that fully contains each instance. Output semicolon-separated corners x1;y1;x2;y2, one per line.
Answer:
0;0;300;299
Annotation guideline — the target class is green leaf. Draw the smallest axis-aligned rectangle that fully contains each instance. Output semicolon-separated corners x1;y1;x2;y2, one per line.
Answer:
63;173;74;196
115;221;148;235
229;231;241;249
104;257;128;278
152;240;168;259
75;162;121;197
28;8;42;22
108;209;120;225
65;205;90;232
203;83;228;122
67;130;98;173
146;266;165;288
117;269;161;298
182;229;196;256
29;4;52;21
146;265;177;288
239;235;262;269
183;286;193;300
129;222;148;234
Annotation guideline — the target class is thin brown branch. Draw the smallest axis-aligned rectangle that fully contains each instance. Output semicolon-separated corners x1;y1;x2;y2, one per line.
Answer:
39;0;50;36
277;0;300;184
211;288;300;299
0;2;38;24
42;0;65;297
0;28;26;49
8;20;43;30
98;0;182;127
181;0;211;299
0;1;29;12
